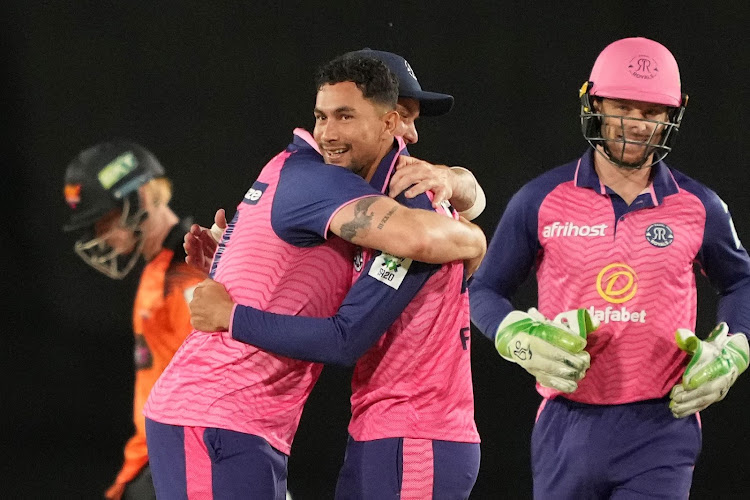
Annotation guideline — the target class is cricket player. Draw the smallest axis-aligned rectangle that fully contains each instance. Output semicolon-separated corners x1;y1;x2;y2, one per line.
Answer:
62;141;207;500
185;50;489;498
469;37;750;498
186;48;486;261
143;54;486;499
189;137;482;499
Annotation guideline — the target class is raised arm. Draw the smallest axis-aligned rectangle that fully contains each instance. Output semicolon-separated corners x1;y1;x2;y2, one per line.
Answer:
330;195;486;269
388;156;486;219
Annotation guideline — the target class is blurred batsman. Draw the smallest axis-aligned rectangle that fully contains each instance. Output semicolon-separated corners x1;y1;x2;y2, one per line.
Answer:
63;141;206;500
469;37;750;498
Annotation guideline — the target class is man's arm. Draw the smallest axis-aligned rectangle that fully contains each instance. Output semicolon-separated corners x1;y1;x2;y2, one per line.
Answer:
469;184;541;340
189;255;438;366
330;195;485;270
186;197;486;276
696;192;750;333
388;156;486;218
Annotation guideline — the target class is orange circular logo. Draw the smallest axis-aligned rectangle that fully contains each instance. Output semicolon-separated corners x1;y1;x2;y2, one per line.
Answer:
596;263;638;304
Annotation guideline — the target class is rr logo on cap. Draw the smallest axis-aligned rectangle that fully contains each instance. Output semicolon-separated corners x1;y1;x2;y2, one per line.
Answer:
404;60;418;81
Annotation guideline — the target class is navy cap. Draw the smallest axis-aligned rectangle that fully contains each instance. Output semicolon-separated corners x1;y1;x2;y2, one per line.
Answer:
347;48;454;116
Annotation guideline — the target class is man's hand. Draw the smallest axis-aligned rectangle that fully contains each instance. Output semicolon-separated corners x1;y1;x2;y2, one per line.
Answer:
495;308;599;393
669;323;749;418
184;209;228;274
389;156;454;206
189;278;235;332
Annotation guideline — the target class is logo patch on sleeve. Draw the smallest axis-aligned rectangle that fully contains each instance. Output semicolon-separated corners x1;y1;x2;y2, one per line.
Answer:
368;253;412;289
242;181;269;205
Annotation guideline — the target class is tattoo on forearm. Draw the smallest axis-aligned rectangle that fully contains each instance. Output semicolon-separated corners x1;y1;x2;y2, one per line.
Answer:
340;197;379;241
377;206;398;230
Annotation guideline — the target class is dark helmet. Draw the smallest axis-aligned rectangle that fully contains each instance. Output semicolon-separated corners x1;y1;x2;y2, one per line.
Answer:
63;140;165;232
63;140;165;278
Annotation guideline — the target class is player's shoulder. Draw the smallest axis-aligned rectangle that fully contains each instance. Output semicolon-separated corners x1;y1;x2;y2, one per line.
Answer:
513;157;580;206
667;164;724;210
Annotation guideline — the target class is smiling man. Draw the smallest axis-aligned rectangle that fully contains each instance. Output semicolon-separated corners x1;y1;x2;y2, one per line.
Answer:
186;52;485;499
469;37;750;499
143;54;485;500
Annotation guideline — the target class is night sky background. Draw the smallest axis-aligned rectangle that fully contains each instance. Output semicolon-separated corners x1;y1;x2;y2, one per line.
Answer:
4;1;750;498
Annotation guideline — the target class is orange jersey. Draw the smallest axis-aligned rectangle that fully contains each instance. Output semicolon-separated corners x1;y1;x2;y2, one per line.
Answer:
107;223;205;498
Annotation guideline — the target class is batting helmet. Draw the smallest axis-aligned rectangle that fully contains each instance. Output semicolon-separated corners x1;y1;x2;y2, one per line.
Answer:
579;37;688;168
63;140;165;278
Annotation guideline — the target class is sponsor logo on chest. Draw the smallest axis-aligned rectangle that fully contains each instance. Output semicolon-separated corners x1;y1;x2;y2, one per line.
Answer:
589;262;647;324
543;221;608;238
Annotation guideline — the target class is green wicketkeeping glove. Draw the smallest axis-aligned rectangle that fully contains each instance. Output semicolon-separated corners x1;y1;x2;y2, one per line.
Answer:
670;323;749;418
495;308;599;393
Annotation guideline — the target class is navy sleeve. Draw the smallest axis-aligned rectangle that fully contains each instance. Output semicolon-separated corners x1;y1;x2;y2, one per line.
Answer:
231;190;441;365
231;256;438;365
272;149;383;246
469;182;543;342
694;190;750;333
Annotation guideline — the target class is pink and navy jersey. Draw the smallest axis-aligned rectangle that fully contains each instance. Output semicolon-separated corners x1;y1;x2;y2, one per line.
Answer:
230;138;479;443
470;149;750;404
144;129;388;455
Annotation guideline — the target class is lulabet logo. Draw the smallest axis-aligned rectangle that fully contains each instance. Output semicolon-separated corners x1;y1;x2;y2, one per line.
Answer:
596;263;638;304
590;262;646;324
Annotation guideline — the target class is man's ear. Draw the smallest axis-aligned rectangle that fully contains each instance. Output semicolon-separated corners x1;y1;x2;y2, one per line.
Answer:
592;97;603;113
382;109;399;136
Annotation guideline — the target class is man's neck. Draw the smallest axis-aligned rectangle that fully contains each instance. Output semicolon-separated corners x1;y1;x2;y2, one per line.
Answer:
363;139;398;183
593;149;653;205
142;208;179;261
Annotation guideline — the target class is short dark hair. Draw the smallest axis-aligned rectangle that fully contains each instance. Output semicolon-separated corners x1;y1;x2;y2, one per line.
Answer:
314;54;399;109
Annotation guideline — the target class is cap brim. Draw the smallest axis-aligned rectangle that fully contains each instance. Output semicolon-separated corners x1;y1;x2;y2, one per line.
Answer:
402;90;454;117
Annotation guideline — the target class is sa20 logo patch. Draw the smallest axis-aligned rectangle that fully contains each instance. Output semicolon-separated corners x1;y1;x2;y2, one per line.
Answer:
645;223;674;248
368;252;412;289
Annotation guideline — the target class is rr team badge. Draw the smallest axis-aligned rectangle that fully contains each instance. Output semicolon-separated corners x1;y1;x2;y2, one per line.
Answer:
645;223;674;247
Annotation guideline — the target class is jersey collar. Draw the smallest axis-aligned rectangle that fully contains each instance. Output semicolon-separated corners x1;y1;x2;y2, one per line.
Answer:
368;136;408;193
291;128;321;153
574;148;680;206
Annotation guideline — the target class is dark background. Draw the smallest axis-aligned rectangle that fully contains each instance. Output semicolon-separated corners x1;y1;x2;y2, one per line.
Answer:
4;1;750;498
